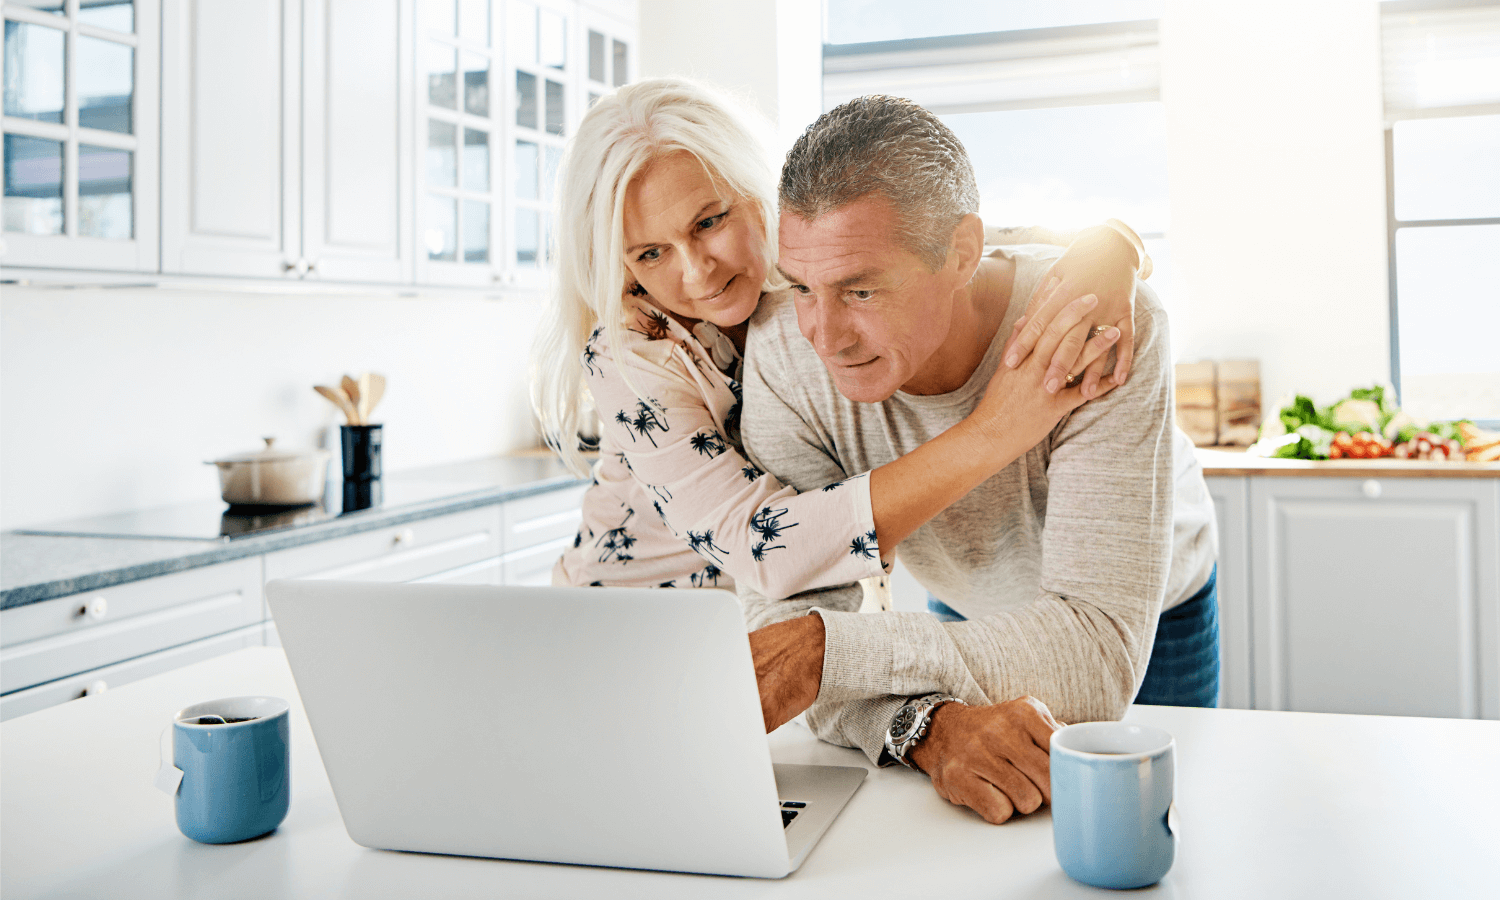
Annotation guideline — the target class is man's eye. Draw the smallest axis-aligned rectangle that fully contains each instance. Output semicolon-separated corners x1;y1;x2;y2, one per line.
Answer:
850;290;874;301
791;284;811;295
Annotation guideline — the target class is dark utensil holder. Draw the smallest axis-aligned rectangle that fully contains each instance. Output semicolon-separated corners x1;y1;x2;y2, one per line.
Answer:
340;424;383;481
341;477;383;513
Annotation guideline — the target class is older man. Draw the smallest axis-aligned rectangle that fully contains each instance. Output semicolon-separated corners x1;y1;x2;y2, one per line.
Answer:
740;96;1218;825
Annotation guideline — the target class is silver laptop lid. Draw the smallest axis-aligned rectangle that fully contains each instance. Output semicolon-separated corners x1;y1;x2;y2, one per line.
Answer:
268;581;793;878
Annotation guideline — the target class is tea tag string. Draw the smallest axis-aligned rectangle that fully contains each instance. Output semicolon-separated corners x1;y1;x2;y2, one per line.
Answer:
154;724;184;796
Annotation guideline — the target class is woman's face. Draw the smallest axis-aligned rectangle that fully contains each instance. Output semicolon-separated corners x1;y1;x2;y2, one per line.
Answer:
621;151;768;330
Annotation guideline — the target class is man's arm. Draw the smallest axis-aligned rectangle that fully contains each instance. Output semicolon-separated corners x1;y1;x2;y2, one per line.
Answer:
743;282;1180;766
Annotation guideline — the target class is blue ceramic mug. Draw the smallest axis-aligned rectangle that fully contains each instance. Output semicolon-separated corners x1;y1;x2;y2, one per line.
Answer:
170;696;291;844
1050;721;1177;889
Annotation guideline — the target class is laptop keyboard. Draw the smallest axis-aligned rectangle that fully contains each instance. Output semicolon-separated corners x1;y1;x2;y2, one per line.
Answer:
780;800;806;828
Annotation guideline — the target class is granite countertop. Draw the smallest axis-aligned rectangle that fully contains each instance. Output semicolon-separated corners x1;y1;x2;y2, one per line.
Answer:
1;455;585;610
1195;447;1500;478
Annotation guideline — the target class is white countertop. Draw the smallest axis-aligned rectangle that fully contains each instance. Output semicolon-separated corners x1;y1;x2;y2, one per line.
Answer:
3;647;1497;899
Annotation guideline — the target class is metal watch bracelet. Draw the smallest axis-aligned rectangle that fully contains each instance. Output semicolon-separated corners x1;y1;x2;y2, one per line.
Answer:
884;693;964;770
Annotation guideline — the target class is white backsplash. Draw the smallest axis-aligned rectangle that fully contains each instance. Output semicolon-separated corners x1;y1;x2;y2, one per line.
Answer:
0;284;546;530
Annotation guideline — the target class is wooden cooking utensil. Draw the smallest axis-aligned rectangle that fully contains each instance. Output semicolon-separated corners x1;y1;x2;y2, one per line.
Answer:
314;385;359;425
340;375;362;425
363;373;387;422
357;372;372;425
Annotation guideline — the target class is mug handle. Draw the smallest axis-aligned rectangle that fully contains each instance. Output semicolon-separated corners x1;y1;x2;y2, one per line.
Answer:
1165;801;1180;837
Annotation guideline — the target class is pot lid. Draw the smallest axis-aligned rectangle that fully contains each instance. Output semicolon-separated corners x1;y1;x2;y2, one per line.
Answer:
212;437;329;465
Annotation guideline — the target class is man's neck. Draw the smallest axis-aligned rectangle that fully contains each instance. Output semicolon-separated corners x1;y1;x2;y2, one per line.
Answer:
901;254;1016;396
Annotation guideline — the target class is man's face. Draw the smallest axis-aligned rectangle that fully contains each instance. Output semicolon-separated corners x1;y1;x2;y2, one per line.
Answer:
777;195;964;402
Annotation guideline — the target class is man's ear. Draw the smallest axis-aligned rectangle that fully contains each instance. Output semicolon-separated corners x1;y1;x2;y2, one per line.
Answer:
947;213;984;283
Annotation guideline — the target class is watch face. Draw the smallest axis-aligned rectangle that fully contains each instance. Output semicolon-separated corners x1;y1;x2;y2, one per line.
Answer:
891;706;919;740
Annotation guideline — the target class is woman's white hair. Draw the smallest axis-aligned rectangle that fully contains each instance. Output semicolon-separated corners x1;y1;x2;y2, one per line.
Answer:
529;77;781;475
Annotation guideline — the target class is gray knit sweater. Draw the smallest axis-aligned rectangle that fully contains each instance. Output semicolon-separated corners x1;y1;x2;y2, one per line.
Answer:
738;247;1217;764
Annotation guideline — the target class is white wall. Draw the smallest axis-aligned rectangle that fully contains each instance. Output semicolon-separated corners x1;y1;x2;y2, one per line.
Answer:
637;0;823;153
0;286;542;529
1161;0;1391;411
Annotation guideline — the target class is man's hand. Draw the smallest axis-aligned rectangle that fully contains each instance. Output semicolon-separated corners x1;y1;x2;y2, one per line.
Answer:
748;614;825;732
907;696;1062;824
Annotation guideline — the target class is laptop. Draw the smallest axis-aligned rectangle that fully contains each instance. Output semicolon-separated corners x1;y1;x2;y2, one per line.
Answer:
266;580;867;878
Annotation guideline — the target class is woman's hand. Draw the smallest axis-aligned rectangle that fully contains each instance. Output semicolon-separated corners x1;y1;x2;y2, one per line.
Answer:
977;292;1122;446
1000;225;1141;399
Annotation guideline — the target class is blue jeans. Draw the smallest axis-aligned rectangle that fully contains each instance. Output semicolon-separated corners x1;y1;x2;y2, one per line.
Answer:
926;564;1221;708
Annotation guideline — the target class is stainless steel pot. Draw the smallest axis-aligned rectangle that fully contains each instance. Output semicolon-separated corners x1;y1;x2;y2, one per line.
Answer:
208;438;330;506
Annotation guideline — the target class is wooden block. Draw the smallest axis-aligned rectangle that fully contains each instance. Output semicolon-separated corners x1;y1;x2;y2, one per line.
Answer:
1217;359;1261;446
1175;361;1218;446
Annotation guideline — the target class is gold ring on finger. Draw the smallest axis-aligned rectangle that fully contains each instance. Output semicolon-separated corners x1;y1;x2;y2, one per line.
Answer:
1089;325;1111;339
1064;372;1081;387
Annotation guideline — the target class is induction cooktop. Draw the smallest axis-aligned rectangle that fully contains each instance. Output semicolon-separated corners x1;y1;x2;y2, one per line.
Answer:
15;478;485;543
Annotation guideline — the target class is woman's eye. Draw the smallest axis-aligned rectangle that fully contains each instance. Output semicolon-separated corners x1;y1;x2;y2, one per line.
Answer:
637;248;660;262
697;212;725;231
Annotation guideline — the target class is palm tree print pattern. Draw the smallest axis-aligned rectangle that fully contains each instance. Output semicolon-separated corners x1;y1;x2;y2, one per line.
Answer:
750;506;798;543
849;529;879;560
690;564;723;588
617;400;670;447
741;464;762;481
630;309;674;342
594;508;638;563
685;529;729;564
688;429;728;458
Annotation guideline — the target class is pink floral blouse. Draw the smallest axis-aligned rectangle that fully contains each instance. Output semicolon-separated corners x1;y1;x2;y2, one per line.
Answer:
552;295;886;596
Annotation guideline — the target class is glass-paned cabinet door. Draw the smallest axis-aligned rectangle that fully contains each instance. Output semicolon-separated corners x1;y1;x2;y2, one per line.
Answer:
503;0;575;291
580;1;634;111
2;0;158;270
416;0;501;287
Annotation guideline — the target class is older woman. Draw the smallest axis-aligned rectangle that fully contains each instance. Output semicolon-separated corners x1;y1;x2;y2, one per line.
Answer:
531;78;1145;596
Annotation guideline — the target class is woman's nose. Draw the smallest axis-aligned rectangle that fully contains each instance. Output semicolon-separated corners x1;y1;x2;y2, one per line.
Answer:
679;243;717;294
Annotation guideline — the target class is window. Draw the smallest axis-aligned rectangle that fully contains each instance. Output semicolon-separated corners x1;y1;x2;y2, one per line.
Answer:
1382;0;1500;424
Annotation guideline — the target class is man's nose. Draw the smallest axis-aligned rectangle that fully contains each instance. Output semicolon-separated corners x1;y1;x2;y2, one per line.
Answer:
801;296;857;359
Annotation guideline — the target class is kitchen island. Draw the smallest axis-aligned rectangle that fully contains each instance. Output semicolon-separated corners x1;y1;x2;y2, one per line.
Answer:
2;646;1497;899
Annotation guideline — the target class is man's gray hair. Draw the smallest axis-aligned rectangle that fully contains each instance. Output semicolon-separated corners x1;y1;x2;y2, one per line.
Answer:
779;95;979;271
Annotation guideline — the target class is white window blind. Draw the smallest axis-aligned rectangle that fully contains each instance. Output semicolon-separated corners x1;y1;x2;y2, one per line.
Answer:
822;20;1159;115
1382;0;1500;116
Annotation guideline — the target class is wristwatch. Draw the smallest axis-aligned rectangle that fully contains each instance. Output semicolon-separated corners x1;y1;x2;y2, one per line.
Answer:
883;693;964;770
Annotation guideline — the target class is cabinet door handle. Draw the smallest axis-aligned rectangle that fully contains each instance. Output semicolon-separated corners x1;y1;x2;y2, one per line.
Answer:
80;596;109;621
392;528;417;548
1361;479;1382;499
82;680;109;697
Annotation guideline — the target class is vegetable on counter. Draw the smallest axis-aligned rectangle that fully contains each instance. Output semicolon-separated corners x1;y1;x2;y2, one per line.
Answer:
1254;384;1490;462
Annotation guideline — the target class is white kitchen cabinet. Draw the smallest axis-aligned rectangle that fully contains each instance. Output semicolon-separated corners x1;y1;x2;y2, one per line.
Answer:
160;0;410;282
2;0;161;271
263;505;502;583
0;556;264;721
1205;475;1252;710
299;0;414;283
0;622;263;721
1248;476;1500;719
500;483;585;584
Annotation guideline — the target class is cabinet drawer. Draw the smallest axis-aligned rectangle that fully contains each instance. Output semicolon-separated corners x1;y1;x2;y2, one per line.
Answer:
0;558;264;693
501;534;573;586
0;624;264;722
503;485;587;552
263;506;502;584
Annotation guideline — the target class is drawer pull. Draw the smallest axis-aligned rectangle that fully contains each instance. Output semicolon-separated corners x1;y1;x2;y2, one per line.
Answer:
392;528;416;548
1361;479;1382;499
80;597;109;621
82;680;109;697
